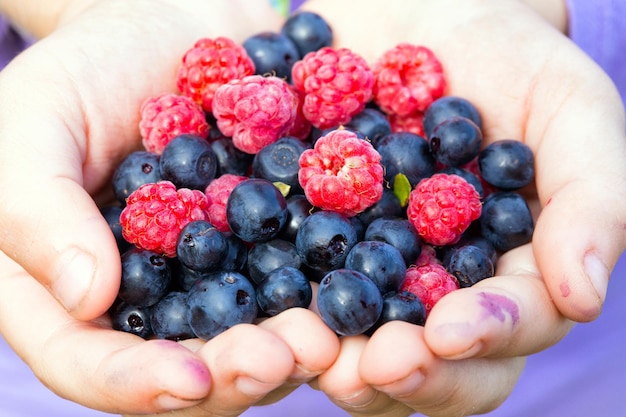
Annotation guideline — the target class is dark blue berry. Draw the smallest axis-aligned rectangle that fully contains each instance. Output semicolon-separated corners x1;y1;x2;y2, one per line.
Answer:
256;266;312;316
317;268;383;336
375;132;436;187
100;205;131;253
112;151;161;204
423;96;482;138
150;291;195;341
220;234;248;272
171;260;206;291
252;136;308;193
364;217;422;265
109;300;153;339
345;108;392;146
429;116;483;167
367;290;426;334
278;194;314;243
478;139;535;190
345;240;407;294
281;11;333;57
210;136;254;177
480;191;534;252
159;134;217;190
447;244;495;288
438;167;484;199
295;210;358;271
441;235;498;269
186;271;258;340
226;178;288;243
357;188;404;226
119;247;171;307
246;238;302;285
176;220;228;272
243;32;300;82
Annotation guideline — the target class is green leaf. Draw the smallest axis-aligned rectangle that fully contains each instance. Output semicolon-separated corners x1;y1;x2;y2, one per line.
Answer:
273;181;291;197
393;173;412;207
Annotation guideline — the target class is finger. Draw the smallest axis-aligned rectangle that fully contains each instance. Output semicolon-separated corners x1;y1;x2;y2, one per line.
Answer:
0;253;211;414
191;324;296;416
360;322;525;417
424;245;573;360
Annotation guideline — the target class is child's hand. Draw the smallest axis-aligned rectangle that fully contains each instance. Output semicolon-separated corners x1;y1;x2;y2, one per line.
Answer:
297;0;626;415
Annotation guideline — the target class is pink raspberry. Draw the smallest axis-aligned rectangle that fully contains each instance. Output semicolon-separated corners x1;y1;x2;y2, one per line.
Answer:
415;244;441;266
388;111;426;137
120;181;209;257
298;129;384;217
401;263;459;314
176;37;255;113
212;75;298;154
139;93;209;154
204;173;248;233
291;47;374;129
373;43;446;117
407;173;482;246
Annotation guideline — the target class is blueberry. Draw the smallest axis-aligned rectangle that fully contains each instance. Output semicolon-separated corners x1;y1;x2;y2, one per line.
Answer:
357;188;404;226
478;139;535;190
210;136;254;177
252;136;308;193
423;96;482;138
345;240;407;294
220;234;248;272
364;217;422;265
345;108;392;146
159;134;217;190
109;300;153;339
447;244;495;288
226;178;288;243
119;247;172;307
367;290;426;334
186;271;258;340
317;268;383;336
171;259;206;291
243;31;300;82
176;220;228;272
479;191;534;252
246;238;302;285
278;194;314;243
375;132;436;187
441;235;498;268
281;11;333;57
295;210;358;271
429;116;483;167
438;166;484;198
100;205;131;253
150;291;195;341
256;266;312;316
112;151;161;204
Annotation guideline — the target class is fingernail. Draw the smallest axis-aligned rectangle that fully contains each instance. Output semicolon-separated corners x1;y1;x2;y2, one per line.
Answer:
584;251;609;303
289;363;321;383
156;393;203;410
374;370;425;398
52;247;96;312
235;376;282;398
335;386;378;407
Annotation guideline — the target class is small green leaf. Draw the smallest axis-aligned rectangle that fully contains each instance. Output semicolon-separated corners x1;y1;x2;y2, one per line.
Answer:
393;173;412;207
273;181;291;197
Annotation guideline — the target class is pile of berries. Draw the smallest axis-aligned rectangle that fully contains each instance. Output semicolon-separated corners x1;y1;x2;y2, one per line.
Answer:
103;11;535;340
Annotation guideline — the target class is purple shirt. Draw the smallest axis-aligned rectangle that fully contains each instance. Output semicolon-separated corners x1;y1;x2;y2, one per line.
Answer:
1;1;625;416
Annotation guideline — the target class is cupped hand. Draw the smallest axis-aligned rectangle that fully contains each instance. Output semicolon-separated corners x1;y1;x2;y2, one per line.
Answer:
297;0;626;415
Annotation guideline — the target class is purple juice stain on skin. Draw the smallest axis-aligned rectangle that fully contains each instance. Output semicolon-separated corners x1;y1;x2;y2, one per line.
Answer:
478;292;520;326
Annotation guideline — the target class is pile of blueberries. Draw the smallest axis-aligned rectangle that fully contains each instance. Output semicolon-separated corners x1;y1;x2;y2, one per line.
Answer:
102;11;535;341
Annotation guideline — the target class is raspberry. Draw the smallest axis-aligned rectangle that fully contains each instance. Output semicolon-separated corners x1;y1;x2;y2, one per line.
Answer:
415;244;441;266
204;173;248;233
400;262;459;314
406;173;482;246
373;43;446;117
298;129;384;216
212;75;298;154
176;37;255;113
388;111;425;137
120;181;209;257
139;93;209;154
291;47;374;129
